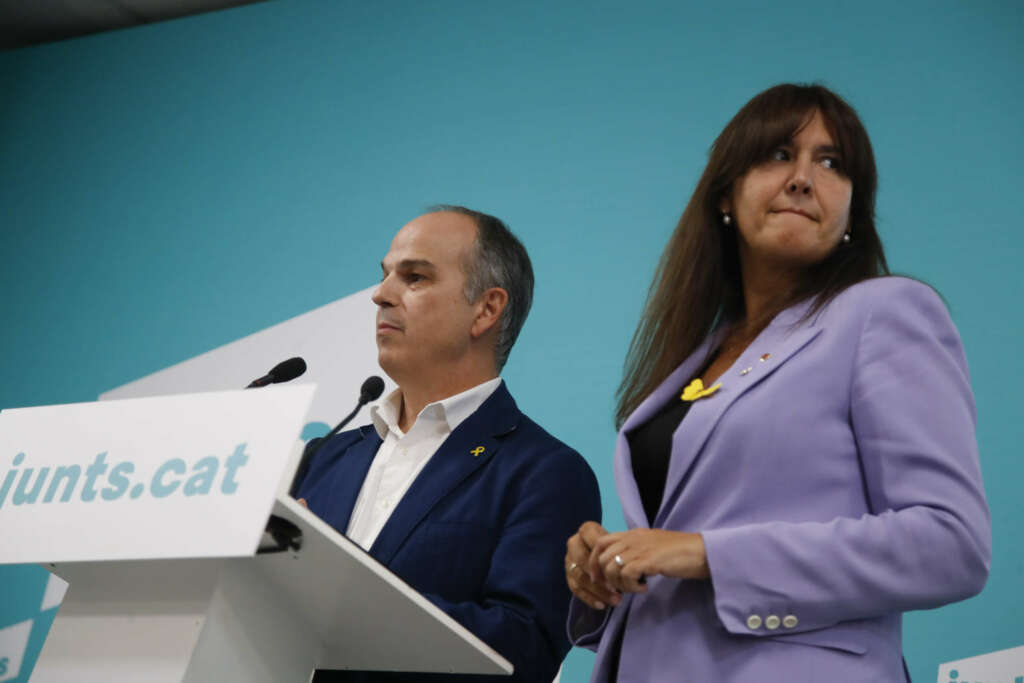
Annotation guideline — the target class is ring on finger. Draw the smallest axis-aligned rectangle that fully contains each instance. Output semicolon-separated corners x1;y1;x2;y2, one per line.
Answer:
568;562;580;573
614;554;625;568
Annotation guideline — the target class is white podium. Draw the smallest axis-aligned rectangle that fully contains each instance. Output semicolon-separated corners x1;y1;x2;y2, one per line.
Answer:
0;388;512;682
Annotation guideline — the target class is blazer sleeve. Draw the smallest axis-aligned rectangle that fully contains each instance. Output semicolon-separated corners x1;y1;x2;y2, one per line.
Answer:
566;596;612;650
701;279;991;636
423;447;602;682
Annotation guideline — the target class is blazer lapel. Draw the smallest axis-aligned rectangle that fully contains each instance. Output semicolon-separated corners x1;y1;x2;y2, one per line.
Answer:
615;333;721;529
369;382;519;566
621;333;721;435
653;318;822;528
327;426;382;532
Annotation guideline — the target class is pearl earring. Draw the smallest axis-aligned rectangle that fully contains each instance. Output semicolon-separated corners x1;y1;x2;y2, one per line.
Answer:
722;213;732;226
842;231;851;243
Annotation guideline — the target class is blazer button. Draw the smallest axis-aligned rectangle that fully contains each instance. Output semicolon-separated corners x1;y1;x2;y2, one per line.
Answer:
783;615;798;629
746;615;762;630
764;615;781;630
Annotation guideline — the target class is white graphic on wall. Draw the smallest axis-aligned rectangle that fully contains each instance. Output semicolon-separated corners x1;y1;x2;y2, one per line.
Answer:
39;575;67;612
939;644;1024;683
101;285;391;434
0;619;33;682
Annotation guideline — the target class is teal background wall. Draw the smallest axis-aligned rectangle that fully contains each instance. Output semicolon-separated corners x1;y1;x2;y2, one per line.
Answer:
2;1;1021;680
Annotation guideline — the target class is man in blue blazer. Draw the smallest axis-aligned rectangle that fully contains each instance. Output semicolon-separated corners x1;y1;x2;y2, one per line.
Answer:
296;205;601;682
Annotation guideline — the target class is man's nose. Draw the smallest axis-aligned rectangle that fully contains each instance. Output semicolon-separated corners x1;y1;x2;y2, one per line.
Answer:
372;276;394;307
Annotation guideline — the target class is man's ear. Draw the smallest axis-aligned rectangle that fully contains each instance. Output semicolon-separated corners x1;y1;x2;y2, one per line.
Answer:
470;287;509;339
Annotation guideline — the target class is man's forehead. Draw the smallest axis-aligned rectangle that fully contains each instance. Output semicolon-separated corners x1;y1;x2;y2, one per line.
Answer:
402;211;476;237
384;211;476;262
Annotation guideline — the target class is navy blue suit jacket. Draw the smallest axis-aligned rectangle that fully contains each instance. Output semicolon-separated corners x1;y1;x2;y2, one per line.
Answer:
297;382;602;683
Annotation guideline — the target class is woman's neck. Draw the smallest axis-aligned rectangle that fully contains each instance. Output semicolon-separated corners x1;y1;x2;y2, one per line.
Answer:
739;258;801;335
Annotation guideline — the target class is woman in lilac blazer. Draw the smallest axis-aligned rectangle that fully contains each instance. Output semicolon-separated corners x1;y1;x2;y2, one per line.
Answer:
565;84;991;682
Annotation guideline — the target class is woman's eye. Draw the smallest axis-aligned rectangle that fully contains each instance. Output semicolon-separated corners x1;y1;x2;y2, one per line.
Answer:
771;148;790;162
822;156;843;171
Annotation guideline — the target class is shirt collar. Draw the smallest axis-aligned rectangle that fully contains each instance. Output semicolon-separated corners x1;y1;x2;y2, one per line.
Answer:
369;377;502;440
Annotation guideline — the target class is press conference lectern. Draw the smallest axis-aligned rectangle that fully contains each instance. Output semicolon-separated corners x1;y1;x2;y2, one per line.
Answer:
0;387;512;682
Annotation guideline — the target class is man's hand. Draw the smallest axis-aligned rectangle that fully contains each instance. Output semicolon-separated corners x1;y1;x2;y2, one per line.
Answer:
565;521;625;610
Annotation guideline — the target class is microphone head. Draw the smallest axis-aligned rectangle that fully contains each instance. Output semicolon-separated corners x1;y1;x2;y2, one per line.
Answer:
269;357;307;384
360;375;385;403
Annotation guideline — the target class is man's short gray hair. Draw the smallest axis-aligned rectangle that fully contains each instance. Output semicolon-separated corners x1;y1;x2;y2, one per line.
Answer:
429;205;534;371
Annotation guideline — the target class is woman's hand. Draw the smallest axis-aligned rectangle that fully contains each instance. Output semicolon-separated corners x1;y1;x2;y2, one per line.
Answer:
589;529;710;594
566;521;623;610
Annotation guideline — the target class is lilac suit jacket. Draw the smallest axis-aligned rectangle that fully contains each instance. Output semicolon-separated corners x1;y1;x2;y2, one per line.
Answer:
570;277;991;682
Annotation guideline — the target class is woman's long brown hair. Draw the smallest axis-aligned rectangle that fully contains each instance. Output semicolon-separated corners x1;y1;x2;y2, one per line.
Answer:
615;84;889;428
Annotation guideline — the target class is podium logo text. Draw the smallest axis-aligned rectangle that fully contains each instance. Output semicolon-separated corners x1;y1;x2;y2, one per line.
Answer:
0;443;250;508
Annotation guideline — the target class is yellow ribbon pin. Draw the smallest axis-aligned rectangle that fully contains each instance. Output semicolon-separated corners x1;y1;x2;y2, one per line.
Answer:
680;378;721;402
470;446;486;457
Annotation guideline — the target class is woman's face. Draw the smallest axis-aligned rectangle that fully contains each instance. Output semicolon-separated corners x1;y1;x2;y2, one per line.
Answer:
723;110;852;275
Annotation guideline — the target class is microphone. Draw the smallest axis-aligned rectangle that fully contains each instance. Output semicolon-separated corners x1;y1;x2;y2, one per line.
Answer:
289;375;385;497
246;357;307;388
359;375;385;404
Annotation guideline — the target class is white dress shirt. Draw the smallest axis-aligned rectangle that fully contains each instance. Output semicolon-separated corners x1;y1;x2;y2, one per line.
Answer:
345;377;502;550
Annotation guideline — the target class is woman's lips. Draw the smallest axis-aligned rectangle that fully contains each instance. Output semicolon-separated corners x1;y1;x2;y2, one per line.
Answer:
773;208;816;221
